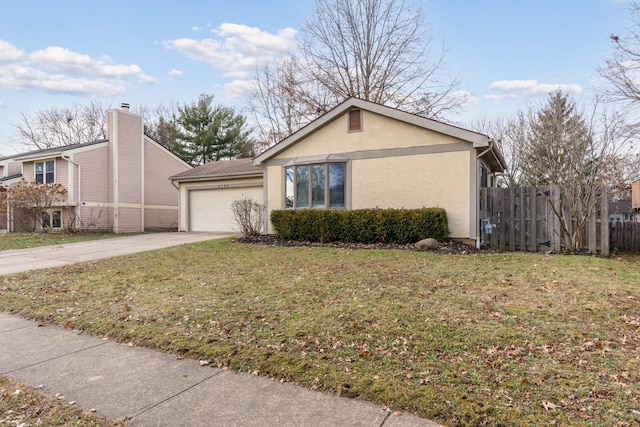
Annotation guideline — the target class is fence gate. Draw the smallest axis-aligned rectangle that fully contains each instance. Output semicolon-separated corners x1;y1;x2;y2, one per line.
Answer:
479;186;609;255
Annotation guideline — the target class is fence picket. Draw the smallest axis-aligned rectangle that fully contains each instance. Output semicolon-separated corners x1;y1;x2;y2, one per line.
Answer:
480;185;609;255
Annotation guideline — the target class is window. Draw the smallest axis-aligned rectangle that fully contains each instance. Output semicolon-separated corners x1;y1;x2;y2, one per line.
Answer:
285;163;346;209
41;210;62;229
35;160;55;184
480;164;488;188
348;109;362;132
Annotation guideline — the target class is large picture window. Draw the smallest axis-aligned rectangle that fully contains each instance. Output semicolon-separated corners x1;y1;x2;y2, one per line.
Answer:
35;160;55;184
285;163;346;209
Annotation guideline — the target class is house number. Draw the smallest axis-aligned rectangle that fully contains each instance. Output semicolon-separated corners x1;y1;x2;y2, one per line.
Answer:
217;184;230;188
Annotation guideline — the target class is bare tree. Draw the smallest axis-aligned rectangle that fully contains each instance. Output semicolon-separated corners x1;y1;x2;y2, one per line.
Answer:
231;197;263;237
518;92;635;250
248;57;324;150
7;180;67;232
470;114;529;187
10;100;111;151
599;0;640;105
249;0;464;148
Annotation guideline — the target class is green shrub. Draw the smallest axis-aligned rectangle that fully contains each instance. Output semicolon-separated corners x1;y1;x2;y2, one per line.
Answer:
270;208;448;244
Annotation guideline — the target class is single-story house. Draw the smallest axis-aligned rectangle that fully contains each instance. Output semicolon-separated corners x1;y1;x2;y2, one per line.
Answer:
1;105;191;233
170;97;506;245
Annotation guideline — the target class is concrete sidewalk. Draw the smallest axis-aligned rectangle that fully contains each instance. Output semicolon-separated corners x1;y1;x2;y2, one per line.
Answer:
0;313;440;426
0;232;234;275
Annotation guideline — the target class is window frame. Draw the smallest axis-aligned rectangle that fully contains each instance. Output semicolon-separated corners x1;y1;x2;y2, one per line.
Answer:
41;209;62;229
284;162;347;209
35;160;55;184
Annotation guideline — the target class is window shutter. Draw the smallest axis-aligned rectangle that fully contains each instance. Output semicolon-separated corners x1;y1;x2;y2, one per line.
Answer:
348;109;362;132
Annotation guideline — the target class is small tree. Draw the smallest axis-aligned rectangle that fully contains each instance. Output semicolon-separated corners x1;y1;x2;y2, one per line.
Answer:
7;180;67;232
518;92;634;250
231;197;263;237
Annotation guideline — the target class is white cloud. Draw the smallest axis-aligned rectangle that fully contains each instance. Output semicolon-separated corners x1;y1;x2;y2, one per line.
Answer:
169;69;183;76
486;79;582;101
165;23;298;79
29;46;142;77
0;40;151;96
0;40;25;62
224;78;257;100
448;90;480;106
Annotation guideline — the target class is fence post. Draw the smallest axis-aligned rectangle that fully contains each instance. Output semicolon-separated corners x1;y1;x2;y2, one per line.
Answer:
529;187;537;252
600;189;609;256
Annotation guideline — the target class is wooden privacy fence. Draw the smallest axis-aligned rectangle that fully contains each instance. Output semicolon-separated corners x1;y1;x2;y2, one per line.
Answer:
479;186;609;255
610;222;640;252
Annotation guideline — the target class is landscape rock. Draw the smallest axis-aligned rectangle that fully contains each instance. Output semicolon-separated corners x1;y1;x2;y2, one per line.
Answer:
415;238;440;251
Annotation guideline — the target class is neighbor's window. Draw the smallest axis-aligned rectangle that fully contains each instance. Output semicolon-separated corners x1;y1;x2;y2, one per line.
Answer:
285;163;346;209
35;160;55;184
41;210;62;229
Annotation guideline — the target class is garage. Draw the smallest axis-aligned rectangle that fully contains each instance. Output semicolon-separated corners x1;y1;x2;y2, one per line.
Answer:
170;158;264;233
188;186;263;232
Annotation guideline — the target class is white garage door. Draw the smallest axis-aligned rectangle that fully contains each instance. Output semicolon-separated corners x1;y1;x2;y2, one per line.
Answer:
188;187;263;232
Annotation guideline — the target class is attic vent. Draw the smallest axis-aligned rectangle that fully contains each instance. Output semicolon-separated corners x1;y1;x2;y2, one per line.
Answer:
348;109;362;132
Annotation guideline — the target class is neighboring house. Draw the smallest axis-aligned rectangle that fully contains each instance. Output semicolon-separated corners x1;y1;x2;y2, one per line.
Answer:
171;97;506;245
0;105;191;233
609;199;640;223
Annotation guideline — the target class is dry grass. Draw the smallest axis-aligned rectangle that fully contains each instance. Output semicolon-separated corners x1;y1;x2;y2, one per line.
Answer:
0;238;639;426
0;375;123;426
0;232;117;251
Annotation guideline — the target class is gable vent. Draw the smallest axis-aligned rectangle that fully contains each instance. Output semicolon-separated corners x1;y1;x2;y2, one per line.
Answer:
348;109;362;132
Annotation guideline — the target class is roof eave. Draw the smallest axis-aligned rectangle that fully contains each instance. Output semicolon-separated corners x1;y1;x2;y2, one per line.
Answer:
170;171;263;183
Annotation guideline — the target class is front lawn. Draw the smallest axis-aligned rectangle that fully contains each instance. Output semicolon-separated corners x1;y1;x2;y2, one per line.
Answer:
0;232;118;251
0;375;123;426
0;238;638;426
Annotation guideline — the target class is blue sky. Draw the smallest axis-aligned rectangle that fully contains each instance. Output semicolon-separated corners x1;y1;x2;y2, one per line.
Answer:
0;0;631;155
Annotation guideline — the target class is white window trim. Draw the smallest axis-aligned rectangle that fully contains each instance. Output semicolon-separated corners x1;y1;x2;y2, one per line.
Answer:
35;159;56;184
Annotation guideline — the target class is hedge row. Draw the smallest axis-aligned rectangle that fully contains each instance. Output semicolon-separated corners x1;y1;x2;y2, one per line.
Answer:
270;208;448;244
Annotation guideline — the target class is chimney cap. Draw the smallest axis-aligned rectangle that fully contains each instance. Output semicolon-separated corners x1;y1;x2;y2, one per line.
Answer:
121;102;130;110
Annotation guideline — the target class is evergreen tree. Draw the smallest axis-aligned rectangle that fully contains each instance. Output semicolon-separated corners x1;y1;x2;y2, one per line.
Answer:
173;93;253;166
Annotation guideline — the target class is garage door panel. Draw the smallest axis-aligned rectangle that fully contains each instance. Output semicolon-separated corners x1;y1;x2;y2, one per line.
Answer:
189;187;263;232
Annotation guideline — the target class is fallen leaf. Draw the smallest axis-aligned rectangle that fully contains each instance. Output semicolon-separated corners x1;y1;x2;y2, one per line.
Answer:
542;401;558;411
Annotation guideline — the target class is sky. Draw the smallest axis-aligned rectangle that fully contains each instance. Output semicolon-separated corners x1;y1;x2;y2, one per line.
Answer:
0;0;632;156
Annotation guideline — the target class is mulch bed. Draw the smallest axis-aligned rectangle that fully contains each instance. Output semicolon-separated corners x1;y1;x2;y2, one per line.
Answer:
234;234;488;254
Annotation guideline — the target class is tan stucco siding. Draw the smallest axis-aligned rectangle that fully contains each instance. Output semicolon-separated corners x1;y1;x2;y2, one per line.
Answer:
351;151;471;238
177;177;263;232
274;110;461;160
264;165;283;233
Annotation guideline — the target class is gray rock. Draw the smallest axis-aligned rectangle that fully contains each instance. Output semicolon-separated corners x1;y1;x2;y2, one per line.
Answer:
415;238;439;251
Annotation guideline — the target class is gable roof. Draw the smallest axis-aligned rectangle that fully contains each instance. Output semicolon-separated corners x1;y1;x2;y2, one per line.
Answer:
253;97;506;172
169;158;262;182
1;139;108;162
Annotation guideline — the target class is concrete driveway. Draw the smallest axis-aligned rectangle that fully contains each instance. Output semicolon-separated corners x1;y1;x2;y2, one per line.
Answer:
0;232;234;275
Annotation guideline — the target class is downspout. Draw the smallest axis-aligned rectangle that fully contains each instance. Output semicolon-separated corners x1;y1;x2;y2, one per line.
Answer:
477;139;494;160
61;154;80;230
